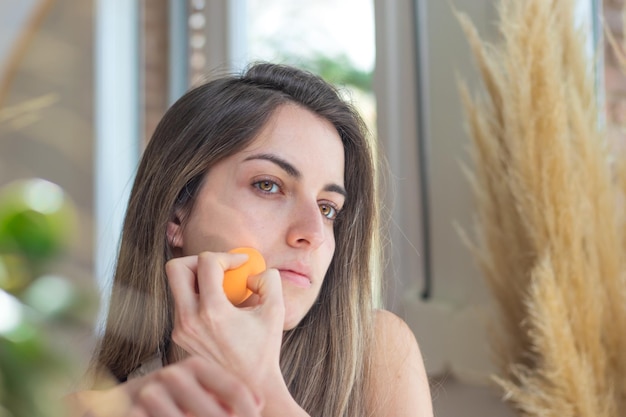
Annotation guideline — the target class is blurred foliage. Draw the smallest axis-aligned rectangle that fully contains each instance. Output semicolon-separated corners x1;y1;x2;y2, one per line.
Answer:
0;180;75;280
303;54;372;92
274;51;373;92
0;178;85;417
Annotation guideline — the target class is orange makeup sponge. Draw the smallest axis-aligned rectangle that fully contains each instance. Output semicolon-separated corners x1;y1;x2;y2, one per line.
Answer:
223;247;266;304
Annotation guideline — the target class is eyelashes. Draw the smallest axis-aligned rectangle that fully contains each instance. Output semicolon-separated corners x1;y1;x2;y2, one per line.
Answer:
251;178;342;221
254;179;280;194
319;203;339;220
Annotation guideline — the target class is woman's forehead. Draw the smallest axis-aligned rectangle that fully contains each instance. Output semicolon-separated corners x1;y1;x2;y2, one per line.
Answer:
198;105;345;194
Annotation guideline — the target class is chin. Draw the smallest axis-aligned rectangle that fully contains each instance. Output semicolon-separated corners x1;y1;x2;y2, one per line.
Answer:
283;316;300;331
281;291;315;330
282;307;307;331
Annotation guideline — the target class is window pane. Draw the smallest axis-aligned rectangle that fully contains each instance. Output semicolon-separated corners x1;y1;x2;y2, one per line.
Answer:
245;0;377;134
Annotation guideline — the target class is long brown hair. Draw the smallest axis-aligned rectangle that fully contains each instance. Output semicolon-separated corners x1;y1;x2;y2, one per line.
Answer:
90;63;378;416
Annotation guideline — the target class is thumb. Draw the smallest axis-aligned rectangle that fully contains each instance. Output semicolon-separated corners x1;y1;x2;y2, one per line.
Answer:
247;269;284;316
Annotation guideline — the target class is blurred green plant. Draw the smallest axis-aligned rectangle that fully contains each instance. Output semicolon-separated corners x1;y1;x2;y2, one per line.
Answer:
303;54;372;92
272;51;373;92
0;178;82;417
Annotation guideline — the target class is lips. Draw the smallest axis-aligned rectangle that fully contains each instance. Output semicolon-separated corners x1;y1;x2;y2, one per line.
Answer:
278;268;312;289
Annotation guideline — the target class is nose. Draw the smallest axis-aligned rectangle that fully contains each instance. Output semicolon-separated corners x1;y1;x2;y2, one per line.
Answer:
286;200;326;249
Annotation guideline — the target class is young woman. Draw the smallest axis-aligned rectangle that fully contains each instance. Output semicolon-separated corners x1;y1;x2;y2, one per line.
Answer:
68;63;432;416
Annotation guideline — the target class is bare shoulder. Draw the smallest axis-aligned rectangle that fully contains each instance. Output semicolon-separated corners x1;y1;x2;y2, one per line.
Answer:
368;309;433;417
372;309;424;366
373;309;415;344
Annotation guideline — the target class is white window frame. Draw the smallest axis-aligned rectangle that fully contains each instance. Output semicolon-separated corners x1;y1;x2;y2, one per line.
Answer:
94;0;140;332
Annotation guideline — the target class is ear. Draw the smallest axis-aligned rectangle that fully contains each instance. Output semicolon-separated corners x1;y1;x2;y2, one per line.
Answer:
166;213;184;249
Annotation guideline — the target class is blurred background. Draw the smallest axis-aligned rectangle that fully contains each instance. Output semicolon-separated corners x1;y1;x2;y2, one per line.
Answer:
0;0;621;416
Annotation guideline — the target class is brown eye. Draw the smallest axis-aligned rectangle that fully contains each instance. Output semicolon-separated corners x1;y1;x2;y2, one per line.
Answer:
319;203;338;220
254;180;279;193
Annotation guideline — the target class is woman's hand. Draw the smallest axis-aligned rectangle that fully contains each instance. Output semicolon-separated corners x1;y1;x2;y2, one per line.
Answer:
165;251;286;395
66;356;262;417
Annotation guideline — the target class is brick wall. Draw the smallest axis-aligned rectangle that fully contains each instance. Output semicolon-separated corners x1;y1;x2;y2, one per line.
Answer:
141;0;169;148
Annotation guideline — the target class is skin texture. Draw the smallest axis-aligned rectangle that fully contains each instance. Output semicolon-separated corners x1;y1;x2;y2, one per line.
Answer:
163;103;345;415
66;356;263;417
67;102;433;416
67;314;434;417
369;310;434;417
167;103;345;331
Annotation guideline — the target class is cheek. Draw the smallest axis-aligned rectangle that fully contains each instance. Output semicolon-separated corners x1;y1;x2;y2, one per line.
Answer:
319;238;336;277
237;207;278;244
184;192;272;252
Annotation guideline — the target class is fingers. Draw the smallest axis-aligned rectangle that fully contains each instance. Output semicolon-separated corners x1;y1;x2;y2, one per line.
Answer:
195;251;248;306
126;357;261;417
161;357;261;417
167;250;284;358
174;251;284;311
167;251;285;312
134;383;185;417
166;252;248;311
136;376;232;417
247;269;282;305
192;357;263;416
165;256;200;319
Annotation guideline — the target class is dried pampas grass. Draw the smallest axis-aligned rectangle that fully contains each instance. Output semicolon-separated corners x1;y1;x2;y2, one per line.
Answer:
457;0;626;415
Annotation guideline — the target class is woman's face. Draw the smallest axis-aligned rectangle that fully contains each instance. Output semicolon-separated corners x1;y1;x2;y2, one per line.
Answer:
169;104;346;330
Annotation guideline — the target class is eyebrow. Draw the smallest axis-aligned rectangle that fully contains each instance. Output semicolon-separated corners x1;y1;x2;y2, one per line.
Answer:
244;153;348;198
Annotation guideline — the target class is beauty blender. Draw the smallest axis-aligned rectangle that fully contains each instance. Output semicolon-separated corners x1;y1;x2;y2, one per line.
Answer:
223;247;266;304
